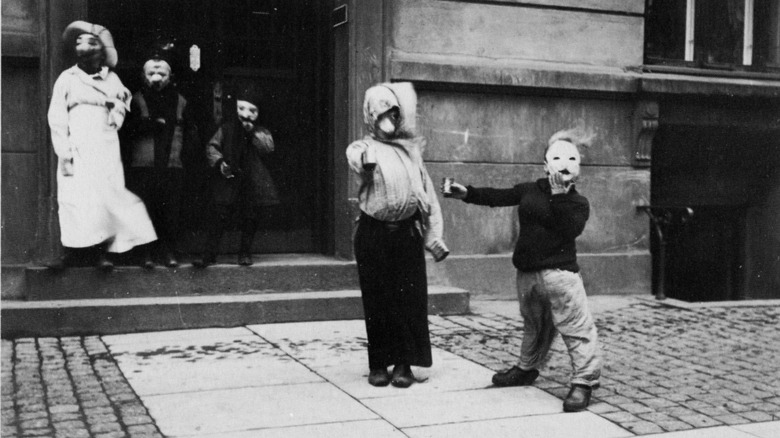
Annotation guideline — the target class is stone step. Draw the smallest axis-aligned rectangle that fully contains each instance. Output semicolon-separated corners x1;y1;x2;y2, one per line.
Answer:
25;254;360;301
1;286;470;338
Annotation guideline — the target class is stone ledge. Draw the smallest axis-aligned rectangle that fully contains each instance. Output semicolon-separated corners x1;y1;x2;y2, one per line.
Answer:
428;252;651;299
389;52;780;99
1;286;470;338
24;255;360;301
390;52;639;94
640;73;780;98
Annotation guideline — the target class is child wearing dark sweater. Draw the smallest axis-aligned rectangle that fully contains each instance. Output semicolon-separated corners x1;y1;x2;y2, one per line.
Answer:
444;129;601;412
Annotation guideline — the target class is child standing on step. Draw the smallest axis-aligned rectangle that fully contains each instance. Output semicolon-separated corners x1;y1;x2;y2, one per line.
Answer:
193;83;280;267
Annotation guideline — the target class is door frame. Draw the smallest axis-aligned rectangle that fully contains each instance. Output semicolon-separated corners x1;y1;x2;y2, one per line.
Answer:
44;0;390;259
329;0;386;259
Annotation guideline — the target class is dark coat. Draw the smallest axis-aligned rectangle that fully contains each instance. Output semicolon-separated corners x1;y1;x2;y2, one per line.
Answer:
123;86;198;170
206;118;280;208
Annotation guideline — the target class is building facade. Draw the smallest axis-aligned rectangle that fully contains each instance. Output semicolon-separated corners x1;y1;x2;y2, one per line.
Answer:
2;0;779;301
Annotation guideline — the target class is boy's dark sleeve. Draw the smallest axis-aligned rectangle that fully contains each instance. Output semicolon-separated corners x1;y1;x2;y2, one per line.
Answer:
464;184;525;207
206;127;225;168
548;193;590;239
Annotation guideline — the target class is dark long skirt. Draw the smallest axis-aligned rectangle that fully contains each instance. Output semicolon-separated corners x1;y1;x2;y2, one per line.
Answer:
354;213;432;369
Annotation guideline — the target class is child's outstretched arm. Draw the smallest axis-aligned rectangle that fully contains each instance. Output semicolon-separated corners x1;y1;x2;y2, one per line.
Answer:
442;179;524;207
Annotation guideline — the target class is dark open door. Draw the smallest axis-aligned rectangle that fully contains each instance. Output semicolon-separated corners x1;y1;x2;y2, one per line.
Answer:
89;0;330;255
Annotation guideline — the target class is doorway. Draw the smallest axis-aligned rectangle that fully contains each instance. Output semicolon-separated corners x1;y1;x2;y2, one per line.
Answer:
88;0;331;255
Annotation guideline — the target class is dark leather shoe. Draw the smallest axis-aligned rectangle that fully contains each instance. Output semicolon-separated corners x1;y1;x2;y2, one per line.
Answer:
368;368;390;387
46;253;74;271
142;253;155;270
238;253;253;266
563;384;592;412
164;252;178;268
492;366;539;387
96;254;114;272
391;364;414;388
192;253;216;268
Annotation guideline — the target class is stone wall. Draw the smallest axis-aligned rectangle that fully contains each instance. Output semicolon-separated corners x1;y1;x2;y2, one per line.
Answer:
386;0;651;296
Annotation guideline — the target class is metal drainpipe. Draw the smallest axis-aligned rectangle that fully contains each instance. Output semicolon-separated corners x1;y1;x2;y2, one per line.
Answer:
637;206;694;300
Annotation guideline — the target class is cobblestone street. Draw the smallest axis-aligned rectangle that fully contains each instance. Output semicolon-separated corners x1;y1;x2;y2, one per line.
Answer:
2;296;779;437
430;298;780;435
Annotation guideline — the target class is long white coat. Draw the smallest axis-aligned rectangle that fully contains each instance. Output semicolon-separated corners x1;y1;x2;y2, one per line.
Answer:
48;65;157;252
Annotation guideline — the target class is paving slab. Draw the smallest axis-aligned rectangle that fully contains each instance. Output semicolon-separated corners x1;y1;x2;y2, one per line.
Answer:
733;421;780;438
362;386;563;428
248;319;366;343
403;411;634;438
112;350;322;396
103;327;258;348
250;320;497;399
105;328;323;396
183;419;405;438
142;383;379;436
642;425;763;437
312;349;497;400
5;297;778;438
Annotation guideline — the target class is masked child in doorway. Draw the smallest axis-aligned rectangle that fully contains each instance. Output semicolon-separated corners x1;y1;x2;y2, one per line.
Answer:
442;129;601;412
124;48;198;269
47;21;157;271
193;84;279;267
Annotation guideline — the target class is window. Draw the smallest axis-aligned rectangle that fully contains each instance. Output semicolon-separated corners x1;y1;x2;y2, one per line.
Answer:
645;0;780;73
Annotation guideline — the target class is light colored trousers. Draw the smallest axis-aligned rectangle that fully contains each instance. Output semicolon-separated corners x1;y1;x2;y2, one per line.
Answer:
516;269;602;387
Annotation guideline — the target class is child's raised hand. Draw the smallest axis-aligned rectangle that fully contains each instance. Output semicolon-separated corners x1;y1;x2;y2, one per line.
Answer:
442;180;468;199
60;158;74;177
548;171;572;195
220;161;235;179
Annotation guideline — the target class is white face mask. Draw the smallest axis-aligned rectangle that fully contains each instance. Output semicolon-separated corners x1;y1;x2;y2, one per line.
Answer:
236;100;259;131
544;140;581;184
142;60;171;91
75;34;104;65
375;107;400;139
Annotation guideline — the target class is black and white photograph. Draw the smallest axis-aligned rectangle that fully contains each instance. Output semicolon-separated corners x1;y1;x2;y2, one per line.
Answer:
1;1;779;437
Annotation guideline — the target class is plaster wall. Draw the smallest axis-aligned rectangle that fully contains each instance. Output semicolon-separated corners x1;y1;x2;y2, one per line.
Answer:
391;0;645;68
380;0;652;296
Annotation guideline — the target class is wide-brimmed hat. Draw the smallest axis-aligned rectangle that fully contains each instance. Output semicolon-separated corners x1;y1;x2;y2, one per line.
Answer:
63;20;118;68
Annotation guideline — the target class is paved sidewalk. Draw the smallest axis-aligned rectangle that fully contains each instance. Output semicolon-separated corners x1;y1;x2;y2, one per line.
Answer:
2;296;779;437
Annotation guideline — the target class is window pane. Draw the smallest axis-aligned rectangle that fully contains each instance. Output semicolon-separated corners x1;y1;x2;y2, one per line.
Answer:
645;0;688;62
754;0;780;67
695;0;745;65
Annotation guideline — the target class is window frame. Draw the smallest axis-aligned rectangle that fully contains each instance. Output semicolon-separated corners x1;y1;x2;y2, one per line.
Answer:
644;0;780;76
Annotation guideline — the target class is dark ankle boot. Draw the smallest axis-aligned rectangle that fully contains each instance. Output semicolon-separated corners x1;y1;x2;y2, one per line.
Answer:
368;368;391;387
563;384;592;412
391;364;414;388
95;244;114;272
192;252;216;268
164;251;178;268
237;253;253;266
141;247;155;269
492;366;539;387
194;230;221;268
46;248;75;271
